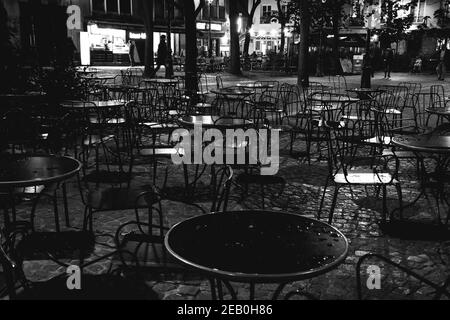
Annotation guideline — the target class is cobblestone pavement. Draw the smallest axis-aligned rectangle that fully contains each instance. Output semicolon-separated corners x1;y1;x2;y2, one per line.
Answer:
2;71;450;300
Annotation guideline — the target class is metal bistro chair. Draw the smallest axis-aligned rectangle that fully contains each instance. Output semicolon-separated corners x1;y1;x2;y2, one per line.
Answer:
318;117;402;224
356;253;450;300
0;229;155;300
112;166;233;276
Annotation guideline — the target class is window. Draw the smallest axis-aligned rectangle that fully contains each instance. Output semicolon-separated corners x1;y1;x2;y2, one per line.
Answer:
120;0;132;15
262;5;271;17
92;0;105;12
255;40;261;51
261;5;272;24
106;0;118;13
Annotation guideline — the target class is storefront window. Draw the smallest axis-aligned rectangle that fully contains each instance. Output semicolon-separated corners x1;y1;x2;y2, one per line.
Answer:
92;0;105;12
106;0;118;13
120;0;132;15
88;24;128;54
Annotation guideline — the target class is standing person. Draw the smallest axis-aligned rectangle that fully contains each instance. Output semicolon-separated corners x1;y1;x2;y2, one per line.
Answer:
383;48;393;79
128;40;135;67
437;45;447;81
152;35;168;77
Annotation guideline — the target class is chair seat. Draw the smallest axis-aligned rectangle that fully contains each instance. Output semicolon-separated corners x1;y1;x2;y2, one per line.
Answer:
16;231;95;260
382;149;416;158
16;274;155;300
141;122;179;130
139;147;184;158
334;171;398;185
195;103;212;108
363;136;392;146
118;234;183;270
89;118;126;125
83;135;115;147
236;173;285;185
383;108;402;115
86;187;159;211
83;170;131;184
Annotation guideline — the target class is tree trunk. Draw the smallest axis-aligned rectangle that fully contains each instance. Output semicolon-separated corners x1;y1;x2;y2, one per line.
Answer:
332;9;340;75
142;0;154;77
280;25;285;53
298;0;310;86
229;0;242;75
243;30;251;57
184;0;198;92
316;30;324;77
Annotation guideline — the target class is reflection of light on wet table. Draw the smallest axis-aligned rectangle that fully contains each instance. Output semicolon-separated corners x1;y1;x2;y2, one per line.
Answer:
60;100;126;109
165;210;348;300
178;115;253;129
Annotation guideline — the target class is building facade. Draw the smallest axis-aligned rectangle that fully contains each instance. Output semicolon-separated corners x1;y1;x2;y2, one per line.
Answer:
1;0;228;66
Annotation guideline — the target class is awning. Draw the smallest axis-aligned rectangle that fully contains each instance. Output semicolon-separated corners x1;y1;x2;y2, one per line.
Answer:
87;19;144;33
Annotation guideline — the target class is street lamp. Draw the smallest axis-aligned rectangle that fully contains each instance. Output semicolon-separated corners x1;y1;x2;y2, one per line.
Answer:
207;0;214;58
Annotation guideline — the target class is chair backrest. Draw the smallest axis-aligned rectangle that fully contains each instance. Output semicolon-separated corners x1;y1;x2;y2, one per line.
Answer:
211;165;233;212
372;91;402;110
411;92;435;130
259;80;279;92
430;84;445;100
0;232;18;299
399;82;421;95
329;75;348;93
0;108;39;147
326;108;392;178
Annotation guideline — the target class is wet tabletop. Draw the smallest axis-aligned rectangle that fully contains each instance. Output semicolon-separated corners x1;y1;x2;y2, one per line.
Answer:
309;94;359;103
236;82;275;89
165;211;348;282
426;106;450;116
392;134;450;154
60;100;126;108
0;156;82;188
142;78;179;84
210;88;255;96
178;115;253;129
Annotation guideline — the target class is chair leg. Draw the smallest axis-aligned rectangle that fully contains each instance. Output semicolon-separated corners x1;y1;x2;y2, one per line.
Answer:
52;191;60;232
82;207;88;231
89;208;94;232
328;186;340;224
394;184;403;220
62;183;70;228
382;185;388;223
260;184;265;210
318;177;330;219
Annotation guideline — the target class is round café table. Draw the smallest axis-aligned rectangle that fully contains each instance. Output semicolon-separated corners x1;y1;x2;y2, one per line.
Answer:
210;88;255;97
426;106;450;122
308;94;359;104
142;78;179;85
178;115;253;130
79;75;115;81
391;134;450;223
392;134;450;154
346;88;385;100
165;210;348;300
235;82;275;90
60;100;126;109
0;155;82;188
0;155;82;231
